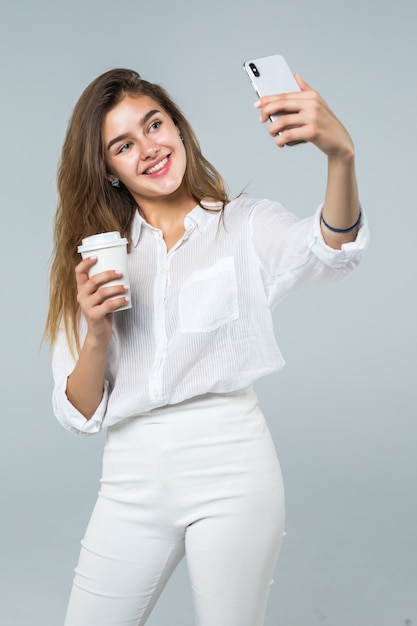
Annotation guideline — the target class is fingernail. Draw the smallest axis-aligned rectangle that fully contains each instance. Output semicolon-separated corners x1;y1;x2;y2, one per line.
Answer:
253;99;261;108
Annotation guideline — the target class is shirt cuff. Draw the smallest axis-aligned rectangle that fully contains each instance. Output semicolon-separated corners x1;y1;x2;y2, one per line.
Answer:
52;378;110;437
308;203;370;268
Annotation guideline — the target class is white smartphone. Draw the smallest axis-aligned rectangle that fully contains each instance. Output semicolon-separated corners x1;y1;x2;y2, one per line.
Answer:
243;54;303;144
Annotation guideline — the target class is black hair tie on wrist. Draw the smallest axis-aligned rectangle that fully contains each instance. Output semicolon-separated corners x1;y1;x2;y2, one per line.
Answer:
321;211;361;233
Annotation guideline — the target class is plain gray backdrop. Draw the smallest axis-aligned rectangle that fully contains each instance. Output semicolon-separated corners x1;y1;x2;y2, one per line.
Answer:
1;0;416;624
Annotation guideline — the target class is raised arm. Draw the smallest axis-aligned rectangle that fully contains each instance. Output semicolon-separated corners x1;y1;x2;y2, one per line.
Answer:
66;256;129;420
255;75;361;249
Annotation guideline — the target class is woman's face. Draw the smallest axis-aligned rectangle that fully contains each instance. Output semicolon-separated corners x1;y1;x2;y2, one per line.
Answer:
103;94;187;207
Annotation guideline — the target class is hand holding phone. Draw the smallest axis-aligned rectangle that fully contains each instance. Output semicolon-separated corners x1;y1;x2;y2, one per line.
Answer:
243;54;303;145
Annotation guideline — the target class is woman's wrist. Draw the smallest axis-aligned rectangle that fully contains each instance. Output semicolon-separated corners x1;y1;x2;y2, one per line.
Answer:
84;329;112;352
327;143;355;165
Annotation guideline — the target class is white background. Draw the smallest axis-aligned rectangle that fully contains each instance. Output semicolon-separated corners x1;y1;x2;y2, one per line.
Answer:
1;0;416;624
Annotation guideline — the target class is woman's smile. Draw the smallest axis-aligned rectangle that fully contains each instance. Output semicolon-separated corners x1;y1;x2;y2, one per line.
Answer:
143;154;171;176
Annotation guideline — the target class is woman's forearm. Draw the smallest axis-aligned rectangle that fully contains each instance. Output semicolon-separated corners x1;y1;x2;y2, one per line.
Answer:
66;334;110;420
320;151;361;249
256;76;361;251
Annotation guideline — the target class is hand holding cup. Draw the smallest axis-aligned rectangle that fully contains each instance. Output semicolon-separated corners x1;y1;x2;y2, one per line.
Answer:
77;232;131;311
75;232;131;341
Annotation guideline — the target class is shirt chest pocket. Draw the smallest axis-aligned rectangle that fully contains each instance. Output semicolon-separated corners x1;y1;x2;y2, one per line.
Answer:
179;256;239;333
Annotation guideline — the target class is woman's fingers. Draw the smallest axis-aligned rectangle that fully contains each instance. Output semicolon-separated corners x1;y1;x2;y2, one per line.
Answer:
257;90;321;124
73;257;130;343
77;281;128;304
259;91;319;147
256;86;353;157
76;258;124;291
77;280;129;316
294;74;311;91
75;258;129;321
75;256;97;286
84;269;124;293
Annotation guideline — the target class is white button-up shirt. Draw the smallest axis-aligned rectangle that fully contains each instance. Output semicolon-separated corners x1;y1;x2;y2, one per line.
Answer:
52;196;369;436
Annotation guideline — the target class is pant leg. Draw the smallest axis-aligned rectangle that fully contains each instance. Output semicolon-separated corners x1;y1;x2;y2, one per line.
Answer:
64;416;186;626
183;400;286;626
64;494;185;626
185;481;285;626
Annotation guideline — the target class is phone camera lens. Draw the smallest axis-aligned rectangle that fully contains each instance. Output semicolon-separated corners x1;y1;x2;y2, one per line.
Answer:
249;63;260;77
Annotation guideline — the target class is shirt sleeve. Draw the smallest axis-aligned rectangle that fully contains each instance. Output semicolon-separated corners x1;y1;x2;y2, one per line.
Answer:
248;199;369;308
51;321;111;437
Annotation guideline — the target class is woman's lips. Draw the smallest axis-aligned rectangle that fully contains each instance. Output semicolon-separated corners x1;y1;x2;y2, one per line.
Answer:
143;155;170;176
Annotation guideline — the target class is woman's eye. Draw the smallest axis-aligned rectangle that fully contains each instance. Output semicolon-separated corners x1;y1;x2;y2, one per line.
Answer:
149;120;162;132
118;143;131;154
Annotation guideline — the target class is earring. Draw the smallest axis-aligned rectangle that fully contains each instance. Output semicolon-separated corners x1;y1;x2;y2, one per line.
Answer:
110;179;120;188
180;134;184;142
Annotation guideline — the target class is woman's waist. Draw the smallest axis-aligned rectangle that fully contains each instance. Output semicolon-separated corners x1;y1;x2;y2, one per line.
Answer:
106;385;274;452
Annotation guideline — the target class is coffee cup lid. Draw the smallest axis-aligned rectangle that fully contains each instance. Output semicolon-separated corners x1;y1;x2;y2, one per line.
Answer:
77;231;128;253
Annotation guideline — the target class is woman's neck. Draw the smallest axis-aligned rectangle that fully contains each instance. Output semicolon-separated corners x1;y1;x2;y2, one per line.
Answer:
136;190;197;251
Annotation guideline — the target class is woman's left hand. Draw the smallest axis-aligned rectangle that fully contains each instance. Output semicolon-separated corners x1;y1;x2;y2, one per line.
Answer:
256;75;354;160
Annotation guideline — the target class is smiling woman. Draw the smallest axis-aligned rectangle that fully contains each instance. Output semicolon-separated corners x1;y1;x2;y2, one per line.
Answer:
45;67;369;626
103;96;193;217
45;69;229;354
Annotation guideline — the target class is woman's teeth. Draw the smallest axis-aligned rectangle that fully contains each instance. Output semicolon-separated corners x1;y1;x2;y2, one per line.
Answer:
145;156;168;174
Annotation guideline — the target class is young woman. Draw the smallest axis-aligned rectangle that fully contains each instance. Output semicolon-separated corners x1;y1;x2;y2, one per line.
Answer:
45;68;368;626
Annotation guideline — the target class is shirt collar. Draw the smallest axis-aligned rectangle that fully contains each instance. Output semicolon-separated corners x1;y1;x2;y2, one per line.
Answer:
131;202;223;248
130;209;143;247
184;202;223;232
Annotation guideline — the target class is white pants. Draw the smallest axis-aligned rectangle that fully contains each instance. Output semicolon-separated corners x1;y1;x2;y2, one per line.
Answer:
64;386;286;626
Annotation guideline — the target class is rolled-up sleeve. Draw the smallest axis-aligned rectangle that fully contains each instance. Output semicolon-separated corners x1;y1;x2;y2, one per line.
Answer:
51;325;110;437
308;203;369;268
249;199;370;308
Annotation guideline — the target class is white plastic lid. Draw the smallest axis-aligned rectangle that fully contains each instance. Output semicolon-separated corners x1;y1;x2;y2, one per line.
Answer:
77;231;128;253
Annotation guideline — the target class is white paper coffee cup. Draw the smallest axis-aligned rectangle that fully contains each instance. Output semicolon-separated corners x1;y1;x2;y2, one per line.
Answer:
77;232;131;311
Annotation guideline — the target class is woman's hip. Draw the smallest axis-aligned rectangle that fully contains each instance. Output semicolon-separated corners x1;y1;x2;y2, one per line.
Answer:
100;386;284;511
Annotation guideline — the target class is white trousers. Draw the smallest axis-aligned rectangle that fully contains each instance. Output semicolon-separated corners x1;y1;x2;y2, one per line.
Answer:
64;386;286;626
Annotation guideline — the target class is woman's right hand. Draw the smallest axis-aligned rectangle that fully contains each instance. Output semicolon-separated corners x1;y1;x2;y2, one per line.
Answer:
75;256;129;343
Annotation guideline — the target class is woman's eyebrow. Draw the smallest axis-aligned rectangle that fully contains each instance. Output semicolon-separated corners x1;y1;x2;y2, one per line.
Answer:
106;109;161;151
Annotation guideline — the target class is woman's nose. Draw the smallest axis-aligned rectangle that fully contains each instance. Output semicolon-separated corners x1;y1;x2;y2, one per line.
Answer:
141;140;160;160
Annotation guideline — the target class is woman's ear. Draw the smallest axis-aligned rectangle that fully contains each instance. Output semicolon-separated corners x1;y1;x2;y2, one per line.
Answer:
106;173;120;188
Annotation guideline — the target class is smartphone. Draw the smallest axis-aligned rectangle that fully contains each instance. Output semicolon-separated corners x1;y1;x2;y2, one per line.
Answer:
243;54;303;144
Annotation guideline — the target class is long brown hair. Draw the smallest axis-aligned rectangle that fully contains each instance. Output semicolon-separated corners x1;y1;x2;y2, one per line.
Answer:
44;68;229;350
